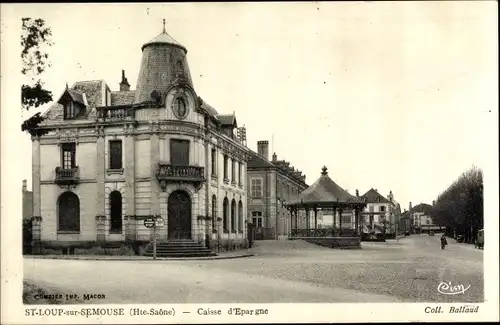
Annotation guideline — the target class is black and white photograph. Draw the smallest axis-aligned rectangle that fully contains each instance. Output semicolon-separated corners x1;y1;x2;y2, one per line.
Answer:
1;2;498;324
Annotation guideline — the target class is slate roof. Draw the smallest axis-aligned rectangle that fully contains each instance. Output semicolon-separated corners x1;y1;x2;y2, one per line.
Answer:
289;166;365;205
110;91;136;106
43;80;105;121
411;203;433;214
200;99;219;118
247;151;274;169
142;31;186;52
63;88;86;106
218;114;236;126
362;188;392;204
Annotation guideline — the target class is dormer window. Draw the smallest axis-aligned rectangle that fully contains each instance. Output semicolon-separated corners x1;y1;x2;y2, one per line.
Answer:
64;101;76;120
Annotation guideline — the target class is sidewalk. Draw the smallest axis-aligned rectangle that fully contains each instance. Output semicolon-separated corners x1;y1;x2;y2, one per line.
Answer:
24;250;254;261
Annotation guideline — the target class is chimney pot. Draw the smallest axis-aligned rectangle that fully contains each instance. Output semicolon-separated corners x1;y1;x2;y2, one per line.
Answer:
257;140;269;160
119;69;130;91
22;179;27;191
272;153;277;162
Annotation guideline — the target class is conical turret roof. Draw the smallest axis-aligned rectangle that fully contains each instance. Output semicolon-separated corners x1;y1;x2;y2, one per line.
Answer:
141;31;187;52
134;22;193;105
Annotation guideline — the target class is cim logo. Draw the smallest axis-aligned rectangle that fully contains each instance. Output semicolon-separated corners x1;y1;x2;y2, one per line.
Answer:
437;281;471;295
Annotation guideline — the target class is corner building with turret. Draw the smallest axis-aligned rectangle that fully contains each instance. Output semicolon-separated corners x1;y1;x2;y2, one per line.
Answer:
31;26;251;255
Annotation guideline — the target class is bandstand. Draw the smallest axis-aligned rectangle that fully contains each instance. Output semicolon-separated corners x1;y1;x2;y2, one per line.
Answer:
285;166;367;248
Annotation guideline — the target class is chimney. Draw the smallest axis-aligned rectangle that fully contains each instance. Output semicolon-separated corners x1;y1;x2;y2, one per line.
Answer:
272;153;277;162
119;69;130;92
409;201;412;211
22;179;27;192
355;189;359;197
257;141;269;160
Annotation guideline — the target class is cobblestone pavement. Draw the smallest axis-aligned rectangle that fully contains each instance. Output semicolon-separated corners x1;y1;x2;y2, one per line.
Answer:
23;235;483;303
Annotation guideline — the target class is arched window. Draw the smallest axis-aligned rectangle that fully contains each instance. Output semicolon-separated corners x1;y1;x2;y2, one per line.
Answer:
231;199;236;232
58;191;80;232
211;195;217;231
238;201;243;232
223;197;229;232
109;191;122;233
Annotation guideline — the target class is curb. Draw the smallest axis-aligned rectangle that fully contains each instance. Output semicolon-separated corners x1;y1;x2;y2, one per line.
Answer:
24;253;254;261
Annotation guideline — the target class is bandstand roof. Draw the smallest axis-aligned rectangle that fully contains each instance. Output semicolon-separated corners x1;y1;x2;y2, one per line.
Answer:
287;166;366;208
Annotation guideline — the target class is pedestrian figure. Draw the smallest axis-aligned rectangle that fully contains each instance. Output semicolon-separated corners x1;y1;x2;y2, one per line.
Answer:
441;234;448;250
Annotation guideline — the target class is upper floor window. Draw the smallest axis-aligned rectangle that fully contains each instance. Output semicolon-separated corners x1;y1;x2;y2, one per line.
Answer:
170;139;190;166
231;159;236;182
61;143;76;169
211;149;217;176
238;162;242;184
109;140;122;170
380;206;386;212
369;205;374;212
251;178;263;197
63;101;76;120
223;155;228;180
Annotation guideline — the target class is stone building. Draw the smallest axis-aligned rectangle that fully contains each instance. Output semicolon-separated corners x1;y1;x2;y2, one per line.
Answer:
360;188;400;239
22;179;33;220
31;24;251;254
247;141;308;240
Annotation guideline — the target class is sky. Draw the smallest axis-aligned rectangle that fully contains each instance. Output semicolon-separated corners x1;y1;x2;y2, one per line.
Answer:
1;2;498;210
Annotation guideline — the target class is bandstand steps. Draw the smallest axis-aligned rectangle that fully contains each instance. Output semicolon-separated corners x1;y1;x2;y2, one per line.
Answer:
144;240;217;258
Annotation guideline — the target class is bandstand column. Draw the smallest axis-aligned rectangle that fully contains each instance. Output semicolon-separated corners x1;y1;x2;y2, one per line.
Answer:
354;208;360;237
305;208;310;230
338;208;343;231
314;208;318;229
332;207;336;228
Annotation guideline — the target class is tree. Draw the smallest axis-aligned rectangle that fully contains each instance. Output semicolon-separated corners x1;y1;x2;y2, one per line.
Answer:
20;18;53;137
430;166;483;243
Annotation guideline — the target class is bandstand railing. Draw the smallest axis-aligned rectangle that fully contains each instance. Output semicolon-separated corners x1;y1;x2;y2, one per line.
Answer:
290;228;359;238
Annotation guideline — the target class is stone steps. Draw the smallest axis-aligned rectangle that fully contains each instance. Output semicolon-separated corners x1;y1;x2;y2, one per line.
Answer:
144;240;217;258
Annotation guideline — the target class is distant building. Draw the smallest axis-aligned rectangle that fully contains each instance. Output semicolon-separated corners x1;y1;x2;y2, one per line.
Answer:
22;179;33;220
360;188;400;238
247;141;308;240
409;202;441;233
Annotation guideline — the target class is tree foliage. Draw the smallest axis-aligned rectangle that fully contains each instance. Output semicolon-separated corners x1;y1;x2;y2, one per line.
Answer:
21;17;54;136
430;166;483;243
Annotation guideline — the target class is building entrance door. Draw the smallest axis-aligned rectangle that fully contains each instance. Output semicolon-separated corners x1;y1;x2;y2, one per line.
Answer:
167;190;192;240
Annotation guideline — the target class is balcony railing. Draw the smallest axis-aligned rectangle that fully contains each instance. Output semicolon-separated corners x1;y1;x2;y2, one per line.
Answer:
54;166;80;185
156;164;205;191
97;106;134;120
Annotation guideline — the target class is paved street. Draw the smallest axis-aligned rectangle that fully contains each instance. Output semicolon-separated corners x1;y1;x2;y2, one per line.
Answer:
24;235;483;304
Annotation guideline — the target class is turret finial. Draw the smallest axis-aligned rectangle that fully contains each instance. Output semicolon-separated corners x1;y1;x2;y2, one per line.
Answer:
162;19;166;33
321;166;328;176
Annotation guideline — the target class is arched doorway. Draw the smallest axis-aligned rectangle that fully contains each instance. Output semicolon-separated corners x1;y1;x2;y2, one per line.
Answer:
167;190;192;240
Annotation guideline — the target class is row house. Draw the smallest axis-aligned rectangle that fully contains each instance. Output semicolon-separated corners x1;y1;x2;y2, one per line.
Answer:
247;141;308;240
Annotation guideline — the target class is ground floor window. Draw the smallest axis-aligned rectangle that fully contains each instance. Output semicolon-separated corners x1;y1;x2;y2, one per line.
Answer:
252;211;263;228
58;191;80;232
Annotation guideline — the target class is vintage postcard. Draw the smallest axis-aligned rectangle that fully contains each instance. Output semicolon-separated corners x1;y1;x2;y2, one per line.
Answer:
1;2;498;324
